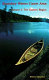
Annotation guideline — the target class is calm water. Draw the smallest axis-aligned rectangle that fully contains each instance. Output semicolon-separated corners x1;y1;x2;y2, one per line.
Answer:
0;22;49;65
0;22;49;46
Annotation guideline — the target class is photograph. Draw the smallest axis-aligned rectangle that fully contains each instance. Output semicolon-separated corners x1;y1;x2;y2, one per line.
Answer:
0;0;49;80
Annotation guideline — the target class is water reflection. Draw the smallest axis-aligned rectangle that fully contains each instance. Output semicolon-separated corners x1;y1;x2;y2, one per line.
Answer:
27;30;35;34
0;22;49;46
0;23;13;36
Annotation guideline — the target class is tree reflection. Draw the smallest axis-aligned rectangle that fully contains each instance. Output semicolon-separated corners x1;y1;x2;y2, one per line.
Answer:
0;23;13;36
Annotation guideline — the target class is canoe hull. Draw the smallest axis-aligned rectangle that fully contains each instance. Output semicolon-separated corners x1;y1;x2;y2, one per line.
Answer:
6;40;44;79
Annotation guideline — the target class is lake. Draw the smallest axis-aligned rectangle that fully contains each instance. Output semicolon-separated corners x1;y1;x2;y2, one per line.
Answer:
0;22;49;79
0;22;49;47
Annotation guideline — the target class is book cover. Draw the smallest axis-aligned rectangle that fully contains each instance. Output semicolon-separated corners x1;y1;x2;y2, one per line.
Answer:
0;0;49;80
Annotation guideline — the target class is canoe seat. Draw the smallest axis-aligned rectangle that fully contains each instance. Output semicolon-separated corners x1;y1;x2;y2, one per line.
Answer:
30;47;37;53
24;51;35;60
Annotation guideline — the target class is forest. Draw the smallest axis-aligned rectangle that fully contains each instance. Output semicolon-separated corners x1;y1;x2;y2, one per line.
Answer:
0;6;49;23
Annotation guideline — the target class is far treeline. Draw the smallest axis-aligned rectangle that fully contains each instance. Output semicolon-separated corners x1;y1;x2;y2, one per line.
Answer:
0;7;49;22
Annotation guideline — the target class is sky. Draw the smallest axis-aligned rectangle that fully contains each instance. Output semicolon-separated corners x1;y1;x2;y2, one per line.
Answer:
0;0;49;18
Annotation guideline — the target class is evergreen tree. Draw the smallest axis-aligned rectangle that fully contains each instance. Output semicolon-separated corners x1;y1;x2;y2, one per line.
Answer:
4;5;7;11
9;6;13;13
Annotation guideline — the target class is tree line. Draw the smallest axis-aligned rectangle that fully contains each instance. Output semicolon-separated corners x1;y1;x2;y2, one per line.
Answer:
0;5;49;22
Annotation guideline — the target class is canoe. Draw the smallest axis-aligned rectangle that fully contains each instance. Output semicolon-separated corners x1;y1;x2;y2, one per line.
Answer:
6;40;44;79
15;40;44;66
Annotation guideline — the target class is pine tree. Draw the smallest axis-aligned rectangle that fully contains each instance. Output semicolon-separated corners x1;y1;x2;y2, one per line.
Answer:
9;6;13;13
4;5;7;11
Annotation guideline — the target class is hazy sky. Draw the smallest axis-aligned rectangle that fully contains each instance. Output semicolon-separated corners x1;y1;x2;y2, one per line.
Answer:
0;0;49;18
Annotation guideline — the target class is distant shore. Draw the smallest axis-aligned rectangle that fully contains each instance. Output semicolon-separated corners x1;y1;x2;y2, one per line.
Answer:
0;9;49;23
